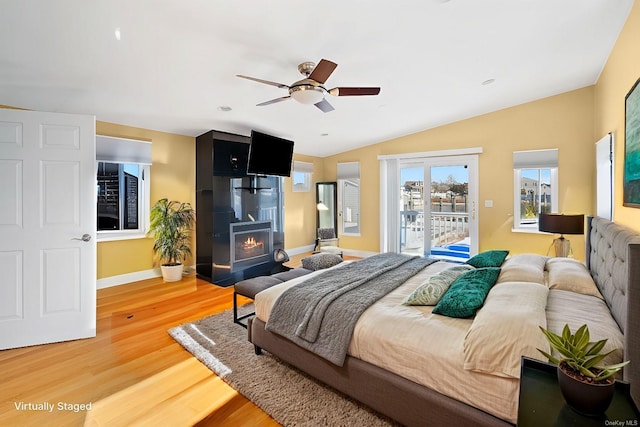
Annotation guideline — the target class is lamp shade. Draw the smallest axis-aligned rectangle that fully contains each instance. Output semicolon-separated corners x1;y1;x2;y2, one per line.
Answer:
538;213;584;235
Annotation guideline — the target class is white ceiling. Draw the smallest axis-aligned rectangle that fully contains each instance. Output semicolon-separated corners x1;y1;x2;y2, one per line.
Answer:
0;1;634;157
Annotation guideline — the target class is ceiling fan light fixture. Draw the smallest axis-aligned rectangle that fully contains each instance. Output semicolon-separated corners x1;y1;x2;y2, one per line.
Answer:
290;85;325;105
236;59;380;112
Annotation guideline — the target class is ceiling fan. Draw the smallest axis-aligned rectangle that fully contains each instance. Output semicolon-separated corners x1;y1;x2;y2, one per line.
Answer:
236;59;380;113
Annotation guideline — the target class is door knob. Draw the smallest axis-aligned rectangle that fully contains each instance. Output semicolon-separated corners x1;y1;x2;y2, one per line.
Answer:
72;234;92;242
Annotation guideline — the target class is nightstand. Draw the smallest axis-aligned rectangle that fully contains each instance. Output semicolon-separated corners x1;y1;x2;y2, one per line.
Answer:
518;357;639;426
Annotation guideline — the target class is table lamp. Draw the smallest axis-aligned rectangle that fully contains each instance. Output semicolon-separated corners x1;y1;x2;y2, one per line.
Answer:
538;213;584;257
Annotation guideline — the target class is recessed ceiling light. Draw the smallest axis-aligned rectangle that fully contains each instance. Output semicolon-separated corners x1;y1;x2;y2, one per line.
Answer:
114;27;121;41
217;106;232;112
481;78;495;86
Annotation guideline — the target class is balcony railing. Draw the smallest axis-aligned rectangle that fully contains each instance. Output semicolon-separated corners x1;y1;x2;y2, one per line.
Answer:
400;210;469;257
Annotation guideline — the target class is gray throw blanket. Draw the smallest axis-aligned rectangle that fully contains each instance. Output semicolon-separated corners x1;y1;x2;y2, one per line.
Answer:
265;253;439;366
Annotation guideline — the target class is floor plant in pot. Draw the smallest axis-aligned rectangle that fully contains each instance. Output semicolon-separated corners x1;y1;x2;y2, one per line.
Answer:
148;198;196;282
538;324;629;417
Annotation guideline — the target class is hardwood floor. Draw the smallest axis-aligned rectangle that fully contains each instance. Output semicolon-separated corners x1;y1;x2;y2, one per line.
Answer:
0;259;314;426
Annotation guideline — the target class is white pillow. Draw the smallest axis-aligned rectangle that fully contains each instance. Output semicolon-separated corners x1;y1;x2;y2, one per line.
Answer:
497;254;547;285
546;258;603;299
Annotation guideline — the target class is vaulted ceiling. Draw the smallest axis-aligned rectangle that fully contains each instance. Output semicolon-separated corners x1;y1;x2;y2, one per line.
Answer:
0;1;634;157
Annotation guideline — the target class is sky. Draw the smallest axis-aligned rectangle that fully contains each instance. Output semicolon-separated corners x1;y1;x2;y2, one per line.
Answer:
401;165;468;184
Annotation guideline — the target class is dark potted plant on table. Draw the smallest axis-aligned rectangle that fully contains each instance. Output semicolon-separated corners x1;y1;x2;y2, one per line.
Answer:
538;324;629;416
148;198;196;282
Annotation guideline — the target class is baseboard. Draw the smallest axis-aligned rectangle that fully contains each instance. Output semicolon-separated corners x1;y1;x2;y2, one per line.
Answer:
285;244;316;256
285;245;376;259
96;246;378;289
96;269;161;289
343;249;378;258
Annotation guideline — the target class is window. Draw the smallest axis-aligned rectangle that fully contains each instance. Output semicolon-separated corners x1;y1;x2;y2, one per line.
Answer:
97;162;148;230
96;136;152;241
513;149;558;231
337;162;360;235
292;160;312;192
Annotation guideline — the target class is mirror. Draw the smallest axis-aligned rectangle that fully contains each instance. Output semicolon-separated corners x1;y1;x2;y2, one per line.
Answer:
316;182;337;232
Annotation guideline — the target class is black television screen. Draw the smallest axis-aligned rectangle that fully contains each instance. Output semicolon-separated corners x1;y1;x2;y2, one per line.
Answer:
247;130;294;177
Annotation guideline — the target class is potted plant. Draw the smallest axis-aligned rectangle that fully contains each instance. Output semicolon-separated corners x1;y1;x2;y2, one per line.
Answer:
148;198;196;282
538;324;629;416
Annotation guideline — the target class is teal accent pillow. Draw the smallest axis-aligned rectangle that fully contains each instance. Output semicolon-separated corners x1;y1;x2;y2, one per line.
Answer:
465;250;509;268
432;267;501;318
403;264;475;306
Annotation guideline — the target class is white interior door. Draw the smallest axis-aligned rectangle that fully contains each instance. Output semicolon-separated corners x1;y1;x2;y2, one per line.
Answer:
0;109;96;350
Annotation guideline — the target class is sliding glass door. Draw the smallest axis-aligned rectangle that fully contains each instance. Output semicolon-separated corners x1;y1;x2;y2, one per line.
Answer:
399;156;477;260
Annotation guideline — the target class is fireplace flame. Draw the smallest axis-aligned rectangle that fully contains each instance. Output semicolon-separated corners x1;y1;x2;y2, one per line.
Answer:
242;237;263;250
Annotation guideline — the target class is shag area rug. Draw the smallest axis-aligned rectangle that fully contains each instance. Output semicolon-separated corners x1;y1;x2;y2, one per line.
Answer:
168;308;398;426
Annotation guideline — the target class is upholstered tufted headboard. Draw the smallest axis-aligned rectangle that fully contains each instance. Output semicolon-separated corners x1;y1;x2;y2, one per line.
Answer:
585;216;640;404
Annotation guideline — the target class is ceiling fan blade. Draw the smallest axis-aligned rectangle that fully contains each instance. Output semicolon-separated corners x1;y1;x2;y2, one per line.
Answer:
314;98;335;113
236;74;289;89
308;59;338;84
328;87;381;96
256;96;291;106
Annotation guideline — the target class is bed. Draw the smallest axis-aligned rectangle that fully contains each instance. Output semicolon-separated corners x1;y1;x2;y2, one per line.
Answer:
247;216;640;426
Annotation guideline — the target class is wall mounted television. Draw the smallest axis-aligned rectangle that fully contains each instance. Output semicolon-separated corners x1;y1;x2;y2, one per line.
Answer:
247;130;294;177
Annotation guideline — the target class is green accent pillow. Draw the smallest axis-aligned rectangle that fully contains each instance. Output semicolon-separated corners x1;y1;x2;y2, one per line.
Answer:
403;264;475;306
465;250;509;268
432;267;501;318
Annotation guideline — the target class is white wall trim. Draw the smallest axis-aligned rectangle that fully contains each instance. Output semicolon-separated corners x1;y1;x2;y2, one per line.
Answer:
379;157;400;253
285;245;375;259
377;147;483;161
96;245;376;289
97;268;161;289
286;244;316;256
343;249;377;258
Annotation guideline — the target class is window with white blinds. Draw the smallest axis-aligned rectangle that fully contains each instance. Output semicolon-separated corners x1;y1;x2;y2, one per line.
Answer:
292;160;313;192
513;149;558;230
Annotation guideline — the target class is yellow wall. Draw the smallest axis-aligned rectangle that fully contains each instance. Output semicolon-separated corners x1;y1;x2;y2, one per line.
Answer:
284;154;327;249
95;124;325;279
94;61;626;277
322;88;595;260
314;2;640;260
96;122;195;279
594;0;640;231
96;81;597;275
9;2;639;278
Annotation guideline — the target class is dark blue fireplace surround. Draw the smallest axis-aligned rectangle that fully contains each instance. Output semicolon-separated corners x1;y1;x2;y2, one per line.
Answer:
195;130;285;286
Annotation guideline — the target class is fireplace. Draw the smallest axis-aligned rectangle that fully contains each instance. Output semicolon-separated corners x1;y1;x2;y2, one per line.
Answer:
230;220;273;272
196;131;285;286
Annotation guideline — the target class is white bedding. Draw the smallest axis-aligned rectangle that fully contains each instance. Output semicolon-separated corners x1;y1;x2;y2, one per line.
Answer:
254;254;624;424
546;289;624;369
256;260;520;423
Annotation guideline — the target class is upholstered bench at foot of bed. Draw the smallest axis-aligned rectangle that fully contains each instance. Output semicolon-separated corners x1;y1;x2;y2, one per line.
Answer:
233;267;312;328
